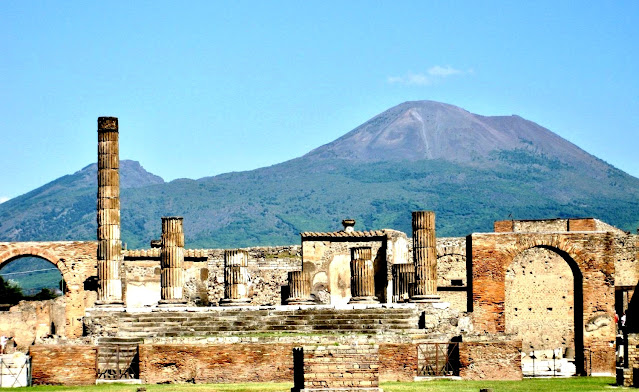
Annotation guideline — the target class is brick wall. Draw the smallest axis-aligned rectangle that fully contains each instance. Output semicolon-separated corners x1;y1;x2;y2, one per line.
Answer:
379;343;417;381
139;343;295;384
459;340;522;380
470;231;620;374
30;345;97;385
294;344;381;391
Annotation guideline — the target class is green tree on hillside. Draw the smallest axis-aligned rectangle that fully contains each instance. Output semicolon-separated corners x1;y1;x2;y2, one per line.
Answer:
0;275;24;305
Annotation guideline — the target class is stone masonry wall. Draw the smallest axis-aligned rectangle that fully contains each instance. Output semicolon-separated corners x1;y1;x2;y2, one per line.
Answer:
0;241;98;338
0;297;66;351
470;231;624;374
124;245;301;307
294;344;380;391
30;345;97;385
378;343;417;381
459;340;522;380
139;343;295;384
505;247;575;353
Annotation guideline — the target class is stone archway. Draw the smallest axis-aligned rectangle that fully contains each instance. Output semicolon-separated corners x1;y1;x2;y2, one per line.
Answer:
0;247;72;285
504;245;584;374
471;232;615;375
0;241;98;338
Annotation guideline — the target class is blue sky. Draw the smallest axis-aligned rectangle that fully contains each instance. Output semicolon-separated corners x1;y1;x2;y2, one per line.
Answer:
1;1;638;202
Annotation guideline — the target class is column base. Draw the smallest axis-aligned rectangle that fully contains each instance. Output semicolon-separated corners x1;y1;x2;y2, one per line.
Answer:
348;296;379;304
158;299;187;307
219;298;251;306
94;300;125;308
410;294;440;303
286;297;314;306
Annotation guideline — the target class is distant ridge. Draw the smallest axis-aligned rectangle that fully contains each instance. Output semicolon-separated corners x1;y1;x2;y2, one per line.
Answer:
0;100;638;249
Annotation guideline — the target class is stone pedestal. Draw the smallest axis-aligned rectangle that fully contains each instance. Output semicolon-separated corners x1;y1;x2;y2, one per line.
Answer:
96;117;123;306
159;217;186;306
287;271;313;305
411;210;439;303
219;249;251;306
392;263;415;302
349;247;378;304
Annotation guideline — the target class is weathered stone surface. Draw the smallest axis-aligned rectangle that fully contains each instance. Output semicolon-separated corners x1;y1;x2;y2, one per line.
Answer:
459;339;522;380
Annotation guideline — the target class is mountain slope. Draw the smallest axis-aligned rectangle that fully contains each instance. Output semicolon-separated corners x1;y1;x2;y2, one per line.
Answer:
0;101;638;249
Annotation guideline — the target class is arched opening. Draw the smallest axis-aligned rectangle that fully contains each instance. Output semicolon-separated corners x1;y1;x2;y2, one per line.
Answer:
0;255;67;350
504;246;584;376
0;256;64;304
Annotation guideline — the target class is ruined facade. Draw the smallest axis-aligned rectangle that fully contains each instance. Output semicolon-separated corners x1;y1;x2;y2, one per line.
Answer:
2;117;639;386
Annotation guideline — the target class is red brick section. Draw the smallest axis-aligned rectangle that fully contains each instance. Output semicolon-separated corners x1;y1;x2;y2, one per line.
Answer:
139;343;295;384
30;345;97;385
459;341;522;380
0;241;98;338
470;232;617;374
379;343;417;381
296;344;381;390
493;220;514;233
568;218;597;231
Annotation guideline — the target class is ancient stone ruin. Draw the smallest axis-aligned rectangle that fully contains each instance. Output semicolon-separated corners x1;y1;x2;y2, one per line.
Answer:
1;117;638;388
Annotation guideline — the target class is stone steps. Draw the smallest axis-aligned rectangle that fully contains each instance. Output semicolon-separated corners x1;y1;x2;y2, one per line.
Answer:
87;306;421;338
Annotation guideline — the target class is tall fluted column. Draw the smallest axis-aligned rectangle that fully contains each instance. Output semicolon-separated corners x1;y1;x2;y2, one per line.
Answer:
287;271;312;305
392;263;415;302
411;211;439;302
219;249;251;306
96;117;123;305
159;216;186;306
349;247;378;304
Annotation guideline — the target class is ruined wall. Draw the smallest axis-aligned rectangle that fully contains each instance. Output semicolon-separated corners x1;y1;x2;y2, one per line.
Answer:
139;343;294;384
30;345;97;385
378;343;417;381
0;297;66;351
470;231;623;374
459;340;522;380
0;241;98;338
505;247;575;353
300;230;410;304
613;234;639;288
294;344;380;391
302;238;386;304
124;245;301;307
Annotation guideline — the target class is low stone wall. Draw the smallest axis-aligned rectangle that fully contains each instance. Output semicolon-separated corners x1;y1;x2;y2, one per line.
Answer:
139;343;295;384
378;343;417;381
459;340;522;380
30;345;97;385
293;344;381;391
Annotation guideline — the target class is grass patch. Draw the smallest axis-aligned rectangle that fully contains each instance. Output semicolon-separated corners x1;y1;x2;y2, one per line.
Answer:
24;377;616;392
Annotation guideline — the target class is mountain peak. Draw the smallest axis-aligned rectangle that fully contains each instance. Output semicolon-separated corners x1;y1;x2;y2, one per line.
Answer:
303;100;597;169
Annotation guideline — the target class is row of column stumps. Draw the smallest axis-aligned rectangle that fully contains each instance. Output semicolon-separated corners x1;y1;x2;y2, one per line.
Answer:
411;210;440;302
96;117;123;306
159;216;186;306
219;249;251;306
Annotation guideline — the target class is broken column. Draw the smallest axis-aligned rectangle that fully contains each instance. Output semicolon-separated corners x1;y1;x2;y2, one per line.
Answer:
392;263;415;302
287;271;312;305
159;216;186;306
411;210;439;302
96;117;123;305
219;249;251;306
349;247;378;304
